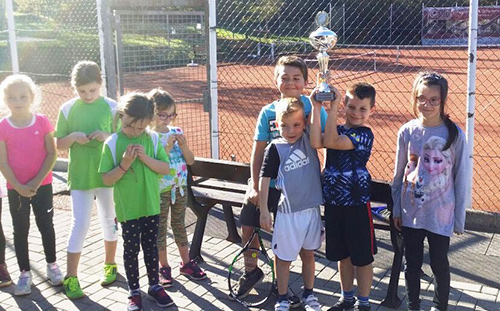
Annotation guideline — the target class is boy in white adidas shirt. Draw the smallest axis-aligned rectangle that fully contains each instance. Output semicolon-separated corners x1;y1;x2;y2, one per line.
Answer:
259;97;323;311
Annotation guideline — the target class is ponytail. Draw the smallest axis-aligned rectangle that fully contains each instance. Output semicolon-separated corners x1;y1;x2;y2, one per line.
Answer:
442;113;458;151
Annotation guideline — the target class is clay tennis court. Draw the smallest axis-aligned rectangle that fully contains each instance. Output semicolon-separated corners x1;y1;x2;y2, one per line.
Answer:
37;46;500;212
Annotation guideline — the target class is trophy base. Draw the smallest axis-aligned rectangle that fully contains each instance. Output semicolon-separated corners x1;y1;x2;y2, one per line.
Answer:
314;91;336;102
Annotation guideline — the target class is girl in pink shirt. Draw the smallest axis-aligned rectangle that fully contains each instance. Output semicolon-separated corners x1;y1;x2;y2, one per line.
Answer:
0;74;63;295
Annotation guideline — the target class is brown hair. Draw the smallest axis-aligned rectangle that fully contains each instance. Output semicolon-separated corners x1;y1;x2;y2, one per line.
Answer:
148;88;176;113
275;97;305;123
411;71;457;150
345;82;376;108
274;55;308;81
114;92;155;130
71;61;103;88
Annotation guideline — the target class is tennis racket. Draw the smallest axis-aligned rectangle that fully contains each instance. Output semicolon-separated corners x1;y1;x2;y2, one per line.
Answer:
228;227;275;307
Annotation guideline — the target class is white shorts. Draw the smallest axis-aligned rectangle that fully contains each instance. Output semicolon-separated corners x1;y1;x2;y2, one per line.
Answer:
272;207;322;262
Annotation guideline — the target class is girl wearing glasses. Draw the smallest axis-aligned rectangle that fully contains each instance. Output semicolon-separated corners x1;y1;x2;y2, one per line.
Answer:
391;71;468;311
149;88;206;288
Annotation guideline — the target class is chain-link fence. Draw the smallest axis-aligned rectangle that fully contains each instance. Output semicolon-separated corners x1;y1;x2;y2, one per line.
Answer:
114;8;210;157
216;0;500;213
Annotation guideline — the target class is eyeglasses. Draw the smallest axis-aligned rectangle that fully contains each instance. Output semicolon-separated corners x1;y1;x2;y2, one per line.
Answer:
156;113;177;120
417;96;441;106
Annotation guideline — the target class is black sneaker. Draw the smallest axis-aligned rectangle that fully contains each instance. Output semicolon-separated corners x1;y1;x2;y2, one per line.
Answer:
271;283;301;309
327;298;355;311
354;304;371;311
234;267;264;298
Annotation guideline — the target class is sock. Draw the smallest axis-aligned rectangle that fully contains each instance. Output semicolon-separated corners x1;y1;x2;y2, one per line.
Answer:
357;295;369;306
302;288;313;299
341;290;354;302
278;294;288;302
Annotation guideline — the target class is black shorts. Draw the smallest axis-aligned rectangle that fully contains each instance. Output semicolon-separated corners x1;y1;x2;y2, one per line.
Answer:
240;187;280;228
324;202;377;267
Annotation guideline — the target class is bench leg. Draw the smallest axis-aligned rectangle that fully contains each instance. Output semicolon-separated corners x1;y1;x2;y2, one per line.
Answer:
381;221;404;309
189;214;208;263
223;204;241;243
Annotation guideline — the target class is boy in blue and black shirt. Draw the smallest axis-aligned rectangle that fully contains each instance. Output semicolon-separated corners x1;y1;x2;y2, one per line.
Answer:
310;82;377;311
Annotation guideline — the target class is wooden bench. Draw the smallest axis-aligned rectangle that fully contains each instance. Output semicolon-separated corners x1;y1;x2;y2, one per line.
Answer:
187;157;403;309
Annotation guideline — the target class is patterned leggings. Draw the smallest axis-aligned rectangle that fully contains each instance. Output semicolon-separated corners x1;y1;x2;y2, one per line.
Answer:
157;189;188;249
121;215;160;290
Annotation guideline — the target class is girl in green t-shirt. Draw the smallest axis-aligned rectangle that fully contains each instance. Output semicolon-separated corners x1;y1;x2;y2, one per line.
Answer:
100;92;174;310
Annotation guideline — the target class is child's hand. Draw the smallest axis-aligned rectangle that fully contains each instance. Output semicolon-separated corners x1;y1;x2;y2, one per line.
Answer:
121;144;137;169
393;217;402;231
88;131;109;142
259;210;272;232
165;134;177;152
245;187;259;206
134;145;147;162
16;184;36;198
176;134;188;149
72;132;90;145
25;180;40;192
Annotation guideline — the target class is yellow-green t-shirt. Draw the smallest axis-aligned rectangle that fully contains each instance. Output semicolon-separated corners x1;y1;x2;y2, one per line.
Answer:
55;96;117;190
98;131;169;222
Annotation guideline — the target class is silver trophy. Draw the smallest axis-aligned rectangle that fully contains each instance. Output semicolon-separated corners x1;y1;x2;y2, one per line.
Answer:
309;11;338;102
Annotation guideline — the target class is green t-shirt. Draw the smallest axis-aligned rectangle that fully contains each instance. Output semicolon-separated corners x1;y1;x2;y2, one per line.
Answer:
98;131;169;222
55;96;117;190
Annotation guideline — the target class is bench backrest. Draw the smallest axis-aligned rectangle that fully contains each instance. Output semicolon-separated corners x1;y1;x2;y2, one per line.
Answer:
189;157;251;184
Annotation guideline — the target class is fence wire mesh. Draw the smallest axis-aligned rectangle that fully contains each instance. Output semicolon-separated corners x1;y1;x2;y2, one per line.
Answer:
114;9;209;158
216;0;500;213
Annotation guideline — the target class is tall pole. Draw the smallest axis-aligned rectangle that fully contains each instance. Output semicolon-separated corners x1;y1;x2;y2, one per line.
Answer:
208;0;219;159
466;0;478;209
6;0;19;73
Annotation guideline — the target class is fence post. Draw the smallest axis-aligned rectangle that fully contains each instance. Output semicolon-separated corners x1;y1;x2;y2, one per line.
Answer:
208;0;219;159
6;0;19;74
97;0;118;100
466;0;478;209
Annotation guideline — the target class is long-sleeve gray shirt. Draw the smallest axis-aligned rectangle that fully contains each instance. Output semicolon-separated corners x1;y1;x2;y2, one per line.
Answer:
391;119;469;236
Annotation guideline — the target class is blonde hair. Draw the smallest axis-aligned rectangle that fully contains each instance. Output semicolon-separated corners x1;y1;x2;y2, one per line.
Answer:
0;74;41;115
275;97;304;123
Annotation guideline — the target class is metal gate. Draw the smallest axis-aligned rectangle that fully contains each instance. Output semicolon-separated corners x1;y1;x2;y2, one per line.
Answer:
113;9;211;158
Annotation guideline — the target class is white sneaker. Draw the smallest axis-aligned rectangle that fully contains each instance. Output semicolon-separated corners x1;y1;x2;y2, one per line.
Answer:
302;294;321;311
430;308;441;311
275;299;291;311
14;270;32;296
47;262;64;286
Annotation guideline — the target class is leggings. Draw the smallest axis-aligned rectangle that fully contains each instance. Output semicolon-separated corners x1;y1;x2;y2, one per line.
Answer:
157;189;188;249
67;188;118;253
0;198;5;264
402;227;450;311
121;215;160;291
8;184;56;271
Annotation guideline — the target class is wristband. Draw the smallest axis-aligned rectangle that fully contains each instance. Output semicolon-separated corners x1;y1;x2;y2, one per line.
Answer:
118;164;128;172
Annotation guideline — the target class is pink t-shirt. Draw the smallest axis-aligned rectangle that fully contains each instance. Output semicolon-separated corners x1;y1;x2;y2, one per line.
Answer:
0;114;54;189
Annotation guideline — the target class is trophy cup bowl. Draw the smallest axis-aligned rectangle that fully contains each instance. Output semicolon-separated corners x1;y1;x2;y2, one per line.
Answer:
309;11;338;102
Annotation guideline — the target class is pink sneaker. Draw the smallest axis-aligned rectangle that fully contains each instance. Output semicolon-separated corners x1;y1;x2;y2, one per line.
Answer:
159;266;173;288
179;260;207;281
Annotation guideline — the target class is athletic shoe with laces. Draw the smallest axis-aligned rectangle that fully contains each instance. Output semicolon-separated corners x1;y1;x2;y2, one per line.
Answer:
127;290;142;311
100;263;117;286
159;266;173;288
0;263;12;288
63;276;84;299
14;270;32;296
354;303;371;311
147;284;175;307
327;298;355;311
232;267;264;299
47;262;63;286
179;260;207;280
430;307;441;311
302;294;322;311
275;299;291;311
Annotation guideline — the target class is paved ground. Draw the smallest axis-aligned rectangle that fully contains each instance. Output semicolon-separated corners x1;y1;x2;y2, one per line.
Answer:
0;172;499;311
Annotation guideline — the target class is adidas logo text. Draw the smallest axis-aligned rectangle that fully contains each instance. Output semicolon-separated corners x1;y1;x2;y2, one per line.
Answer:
284;149;310;171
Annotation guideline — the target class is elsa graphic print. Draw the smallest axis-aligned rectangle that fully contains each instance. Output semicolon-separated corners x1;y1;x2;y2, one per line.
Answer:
158;127;187;203
392;119;468;237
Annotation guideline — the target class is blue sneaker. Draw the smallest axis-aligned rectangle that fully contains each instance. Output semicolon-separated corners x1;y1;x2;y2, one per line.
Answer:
147;284;175;307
